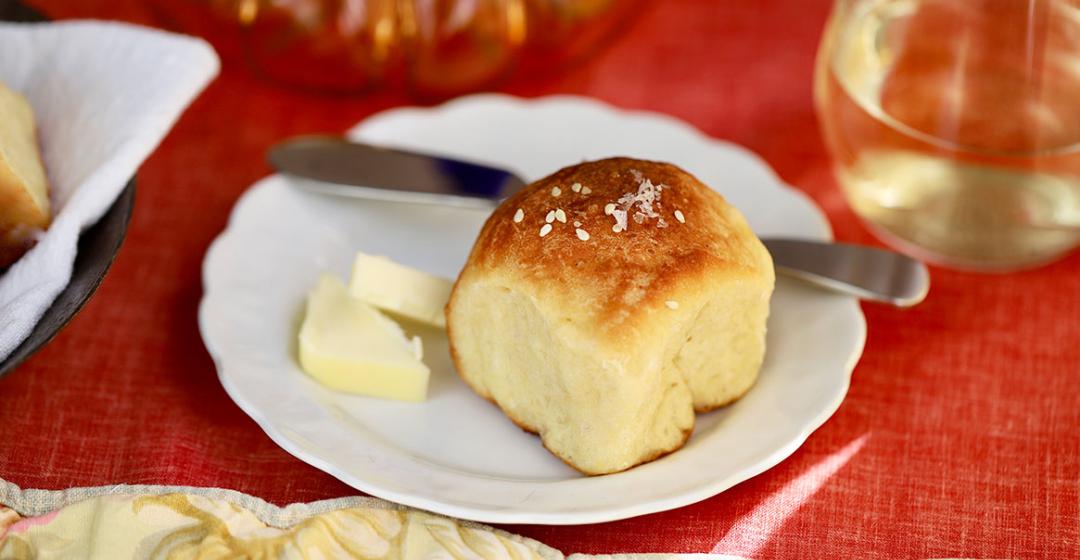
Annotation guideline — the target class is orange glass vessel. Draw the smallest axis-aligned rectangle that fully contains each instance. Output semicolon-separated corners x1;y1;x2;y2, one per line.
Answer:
150;0;644;97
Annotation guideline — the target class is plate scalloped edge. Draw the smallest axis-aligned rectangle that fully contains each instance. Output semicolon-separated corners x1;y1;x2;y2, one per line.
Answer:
199;94;867;525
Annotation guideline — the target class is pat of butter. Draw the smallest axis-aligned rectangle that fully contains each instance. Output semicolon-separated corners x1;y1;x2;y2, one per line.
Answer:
299;275;429;402
349;252;453;328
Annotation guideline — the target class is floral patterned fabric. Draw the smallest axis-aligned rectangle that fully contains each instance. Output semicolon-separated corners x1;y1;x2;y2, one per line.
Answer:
0;478;568;560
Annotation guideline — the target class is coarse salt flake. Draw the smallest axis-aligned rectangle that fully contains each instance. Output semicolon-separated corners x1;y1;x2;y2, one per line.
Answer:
607;171;667;232
612;209;628;232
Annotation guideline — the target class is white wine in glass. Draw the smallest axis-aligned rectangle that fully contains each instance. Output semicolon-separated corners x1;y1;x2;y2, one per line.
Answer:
815;0;1080;270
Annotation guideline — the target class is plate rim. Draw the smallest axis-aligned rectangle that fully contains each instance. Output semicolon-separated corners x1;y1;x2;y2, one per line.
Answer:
199;94;867;524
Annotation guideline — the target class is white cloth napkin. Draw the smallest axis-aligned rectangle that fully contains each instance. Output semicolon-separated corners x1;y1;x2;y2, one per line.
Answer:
0;21;219;361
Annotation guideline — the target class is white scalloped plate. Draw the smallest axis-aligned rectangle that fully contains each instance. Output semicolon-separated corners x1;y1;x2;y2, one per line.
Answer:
199;94;866;525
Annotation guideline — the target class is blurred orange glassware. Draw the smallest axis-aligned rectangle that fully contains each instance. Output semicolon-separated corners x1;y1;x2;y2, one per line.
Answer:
150;0;644;96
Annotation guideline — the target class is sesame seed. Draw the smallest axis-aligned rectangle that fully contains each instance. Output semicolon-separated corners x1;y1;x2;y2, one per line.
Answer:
513;208;524;223
665;300;679;309
545;210;556;223
581;186;592;195
573;220;581;227
612;223;623;233
552;186;562;197
539;224;553;237
576;228;590;241
555;209;567;223
674;209;686;223
571;182;582;193
604;203;616;215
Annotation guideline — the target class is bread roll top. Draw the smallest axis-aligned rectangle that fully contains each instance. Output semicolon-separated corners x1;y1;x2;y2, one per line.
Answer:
460;157;770;345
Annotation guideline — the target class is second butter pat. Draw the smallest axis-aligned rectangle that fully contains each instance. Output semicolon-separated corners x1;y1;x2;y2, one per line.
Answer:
349;252;453;328
299;275;429;402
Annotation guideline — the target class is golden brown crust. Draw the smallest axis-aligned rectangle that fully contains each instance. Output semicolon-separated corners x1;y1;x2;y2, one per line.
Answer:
459;158;762;345
447;157;771;476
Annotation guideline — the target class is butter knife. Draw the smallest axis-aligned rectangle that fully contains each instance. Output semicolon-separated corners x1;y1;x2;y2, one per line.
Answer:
268;136;929;307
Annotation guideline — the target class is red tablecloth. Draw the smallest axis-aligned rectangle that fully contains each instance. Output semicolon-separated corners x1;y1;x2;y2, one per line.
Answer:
2;1;1078;557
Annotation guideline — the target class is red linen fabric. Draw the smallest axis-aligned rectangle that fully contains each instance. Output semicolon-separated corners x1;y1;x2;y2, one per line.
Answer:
1;1;1077;557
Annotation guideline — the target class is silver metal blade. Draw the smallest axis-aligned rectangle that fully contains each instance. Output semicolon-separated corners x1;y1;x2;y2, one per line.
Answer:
762;238;930;307
268;136;527;209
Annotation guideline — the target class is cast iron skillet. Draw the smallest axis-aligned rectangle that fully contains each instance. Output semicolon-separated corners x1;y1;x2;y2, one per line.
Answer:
0;0;136;377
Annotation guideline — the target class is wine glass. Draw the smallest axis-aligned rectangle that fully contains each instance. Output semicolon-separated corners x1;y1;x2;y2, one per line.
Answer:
815;0;1080;270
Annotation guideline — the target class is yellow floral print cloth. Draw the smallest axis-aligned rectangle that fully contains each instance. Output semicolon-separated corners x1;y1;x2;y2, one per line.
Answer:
0;479;563;560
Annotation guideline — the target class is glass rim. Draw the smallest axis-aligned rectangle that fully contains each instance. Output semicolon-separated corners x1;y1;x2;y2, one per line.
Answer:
822;0;1080;160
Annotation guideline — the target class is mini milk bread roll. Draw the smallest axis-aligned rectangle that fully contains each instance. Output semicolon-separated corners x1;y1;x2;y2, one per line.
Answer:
446;158;775;475
0;81;50;268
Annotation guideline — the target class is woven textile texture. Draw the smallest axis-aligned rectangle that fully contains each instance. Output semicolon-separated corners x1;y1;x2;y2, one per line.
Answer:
1;1;1077;558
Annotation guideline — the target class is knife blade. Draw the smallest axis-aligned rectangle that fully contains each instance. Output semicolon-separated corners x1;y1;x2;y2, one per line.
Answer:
268;136;526;208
